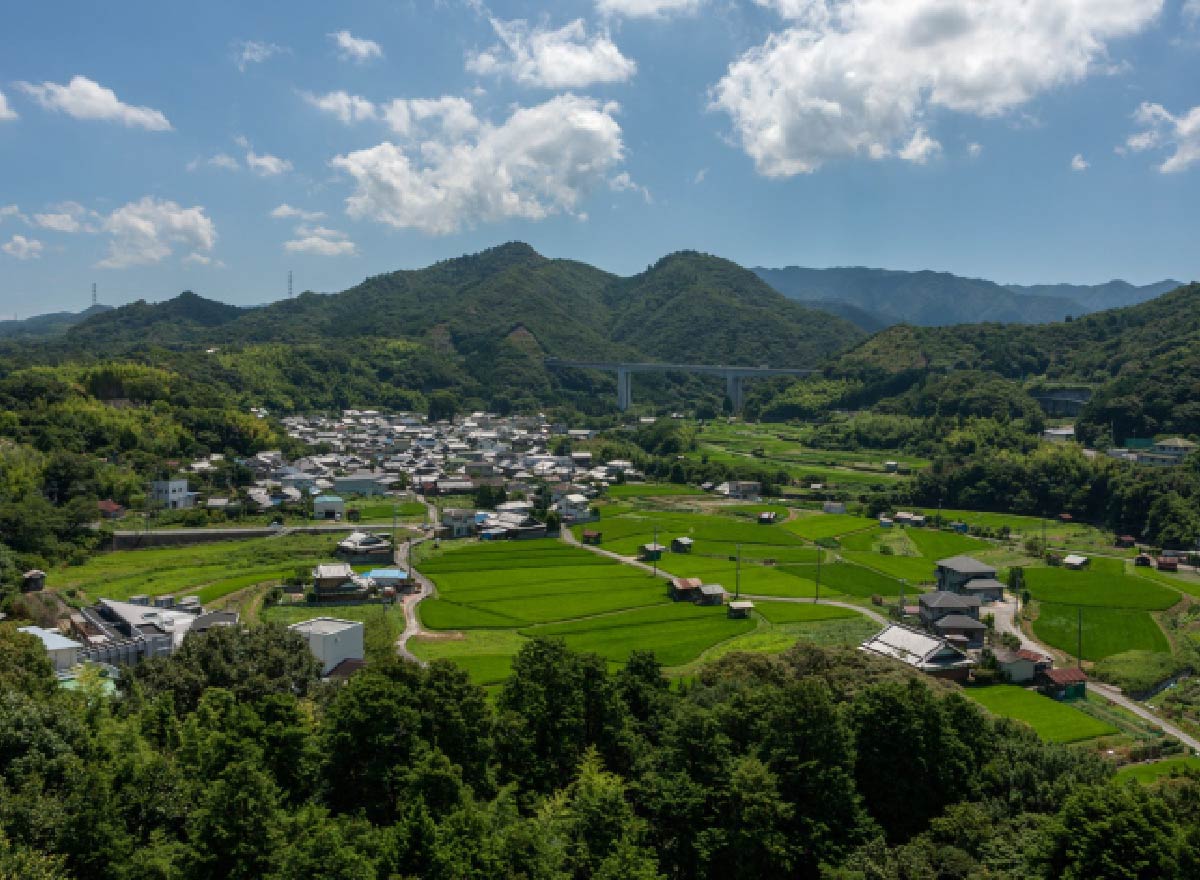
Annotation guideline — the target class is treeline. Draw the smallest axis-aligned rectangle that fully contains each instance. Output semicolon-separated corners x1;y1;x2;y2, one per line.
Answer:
2;624;1198;879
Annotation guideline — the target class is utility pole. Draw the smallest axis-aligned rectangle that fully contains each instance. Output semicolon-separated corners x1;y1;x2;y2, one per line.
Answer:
815;543;822;603
735;543;741;600
652;524;658;579
1077;607;1083;669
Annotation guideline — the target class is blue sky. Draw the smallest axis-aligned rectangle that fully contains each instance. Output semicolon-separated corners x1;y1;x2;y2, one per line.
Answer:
1;0;1198;315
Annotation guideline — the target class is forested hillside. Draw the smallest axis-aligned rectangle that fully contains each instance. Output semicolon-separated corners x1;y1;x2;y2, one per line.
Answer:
753;281;1200;442
43;243;863;414
2;624;1194;880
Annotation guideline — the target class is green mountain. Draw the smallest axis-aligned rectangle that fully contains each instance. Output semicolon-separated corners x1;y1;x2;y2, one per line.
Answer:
45;243;864;413
754;265;1181;329
820;281;1200;441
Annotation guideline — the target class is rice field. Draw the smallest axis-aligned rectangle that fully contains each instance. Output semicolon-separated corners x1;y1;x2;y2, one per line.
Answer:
1031;604;1170;660
1115;757;1200;783
1024;560;1180;611
965;685;1118;743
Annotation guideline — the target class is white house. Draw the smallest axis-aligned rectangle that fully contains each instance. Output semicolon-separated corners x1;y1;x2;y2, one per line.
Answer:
313;495;346;520
151;479;196;510
558;493;593;522
289;618;364;675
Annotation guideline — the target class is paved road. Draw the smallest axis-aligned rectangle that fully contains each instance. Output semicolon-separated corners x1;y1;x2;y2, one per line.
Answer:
992;596;1200;753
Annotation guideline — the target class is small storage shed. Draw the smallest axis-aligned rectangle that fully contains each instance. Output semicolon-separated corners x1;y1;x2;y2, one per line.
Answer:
671;536;694;553
669;577;702;601
727;600;754;619
697;584;726;606
638;542;666;562
1038;666;1088;701
582;530;602;545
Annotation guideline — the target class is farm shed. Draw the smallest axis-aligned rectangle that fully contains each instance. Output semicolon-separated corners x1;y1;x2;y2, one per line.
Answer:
669;577;702;601
671;537;694;553
639;543;666;562
697;584;727;606
581;530;602;545
727;600;754;619
1038;666;1088;700
1063;554;1089;570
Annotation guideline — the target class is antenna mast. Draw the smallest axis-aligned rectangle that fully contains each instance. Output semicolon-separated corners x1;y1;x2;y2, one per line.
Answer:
91;282;97;307
288;270;293;299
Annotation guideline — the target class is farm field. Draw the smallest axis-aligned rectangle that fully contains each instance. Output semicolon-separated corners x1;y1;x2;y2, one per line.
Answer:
783;512;878;541
606;483;706;498
1023;559;1180;611
349;500;429;520
412;537;880;684
1115;756;1200;783
842;550;937;584
965;685;1118;743
523;603;755;667
905;529;991;559
576;507;818;559
753;602;859;624
50;534;335;603
1032;604;1170;660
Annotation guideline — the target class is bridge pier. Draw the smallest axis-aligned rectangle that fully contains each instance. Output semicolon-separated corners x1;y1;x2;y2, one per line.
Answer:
616;367;632;411
725;373;744;413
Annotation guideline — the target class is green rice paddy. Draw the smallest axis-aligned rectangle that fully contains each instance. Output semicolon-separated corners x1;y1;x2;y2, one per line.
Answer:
965;685;1118;743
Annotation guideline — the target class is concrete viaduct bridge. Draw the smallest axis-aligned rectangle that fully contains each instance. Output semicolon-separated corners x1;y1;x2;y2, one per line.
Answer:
545;358;817;412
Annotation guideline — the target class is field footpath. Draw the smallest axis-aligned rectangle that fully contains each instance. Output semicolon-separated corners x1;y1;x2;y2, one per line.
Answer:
992;596;1200;752
394;535;434;666
561;525;889;627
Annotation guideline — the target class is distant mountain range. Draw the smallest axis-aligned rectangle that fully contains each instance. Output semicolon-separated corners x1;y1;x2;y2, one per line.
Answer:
0;303;112;339
753;265;1181;329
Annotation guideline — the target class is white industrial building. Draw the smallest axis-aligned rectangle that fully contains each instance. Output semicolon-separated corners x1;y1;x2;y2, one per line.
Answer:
289;617;365;675
19;626;83;672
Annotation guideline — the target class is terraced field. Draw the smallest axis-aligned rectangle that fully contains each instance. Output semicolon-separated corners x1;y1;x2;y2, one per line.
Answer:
1024;559;1180;611
1032;604;1171;660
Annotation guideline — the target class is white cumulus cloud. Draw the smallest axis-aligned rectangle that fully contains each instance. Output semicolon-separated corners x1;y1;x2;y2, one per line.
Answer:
98;197;216;268
330;30;383;63
1070;153;1090;171
2;235;43;260
284;223;357;256
17;75;171;131
331;93;625;235
596;0;703;18
302;90;379;124
0;205;27;224
1185;0;1200;24
967;142;983;158
712;0;1163;176
271;204;326;221
233;40;287;72
468;18;636;88
1124;101;1200;173
897;128;942;164
33;201;93;233
233;135;292;176
0;90;16;121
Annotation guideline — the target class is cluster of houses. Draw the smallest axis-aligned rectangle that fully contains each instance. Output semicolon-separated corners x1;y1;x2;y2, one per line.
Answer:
860;555;1088;700
102;411;655;523
1104;436;1198;467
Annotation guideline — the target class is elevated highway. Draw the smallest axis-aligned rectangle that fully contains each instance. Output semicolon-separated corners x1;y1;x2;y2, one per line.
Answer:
545;358;817;412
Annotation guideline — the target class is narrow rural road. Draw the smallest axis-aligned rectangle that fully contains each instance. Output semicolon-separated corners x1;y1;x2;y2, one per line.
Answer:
394;535;434;666
993;596;1200;753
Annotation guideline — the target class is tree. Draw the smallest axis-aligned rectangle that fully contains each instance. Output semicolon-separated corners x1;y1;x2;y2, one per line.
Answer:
1145;491;1200;549
186;760;282;880
1047;784;1181;880
427;391;459;423
0;626;56;699
126;624;321;713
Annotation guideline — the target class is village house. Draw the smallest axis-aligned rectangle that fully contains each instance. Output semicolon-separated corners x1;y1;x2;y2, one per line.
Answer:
19;626;82;672
935;556;1004;601
859;624;976;681
98;499;126;519
992;648;1051;684
151;478;197;510
557;493;594;523
1138;437;1198;467
918;591;981;626
441;508;478;539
